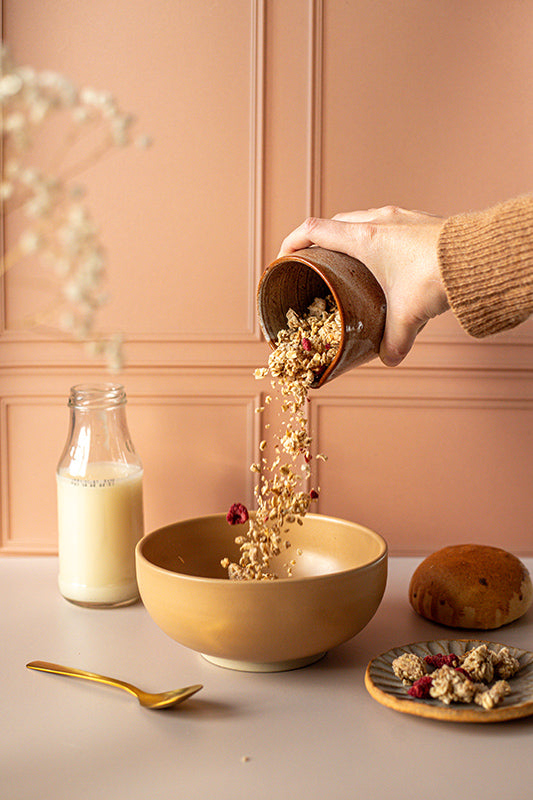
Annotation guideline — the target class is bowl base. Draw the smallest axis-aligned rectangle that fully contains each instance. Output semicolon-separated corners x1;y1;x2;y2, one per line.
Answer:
201;651;327;673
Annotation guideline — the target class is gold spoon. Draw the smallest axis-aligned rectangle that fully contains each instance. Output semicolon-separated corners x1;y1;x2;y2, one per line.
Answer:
26;660;203;710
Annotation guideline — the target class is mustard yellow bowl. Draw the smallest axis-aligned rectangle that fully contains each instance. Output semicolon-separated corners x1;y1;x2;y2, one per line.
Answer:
135;513;387;672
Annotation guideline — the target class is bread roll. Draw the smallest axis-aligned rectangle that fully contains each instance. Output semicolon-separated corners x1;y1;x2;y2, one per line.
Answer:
409;544;532;629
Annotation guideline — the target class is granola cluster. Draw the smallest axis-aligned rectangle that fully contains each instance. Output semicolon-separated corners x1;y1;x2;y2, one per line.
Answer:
222;296;341;580
392;645;520;709
391;653;429;685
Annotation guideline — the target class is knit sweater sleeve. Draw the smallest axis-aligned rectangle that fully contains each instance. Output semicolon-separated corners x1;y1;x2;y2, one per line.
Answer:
438;194;533;337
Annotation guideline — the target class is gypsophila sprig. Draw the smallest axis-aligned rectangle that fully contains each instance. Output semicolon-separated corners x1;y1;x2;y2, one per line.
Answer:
0;47;151;370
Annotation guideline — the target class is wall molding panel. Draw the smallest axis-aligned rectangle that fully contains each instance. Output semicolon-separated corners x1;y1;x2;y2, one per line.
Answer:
311;395;533;556
2;1;533;556
307;0;324;218
1;1;267;346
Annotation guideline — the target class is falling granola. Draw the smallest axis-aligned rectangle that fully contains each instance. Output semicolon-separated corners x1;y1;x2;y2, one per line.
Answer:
222;295;341;580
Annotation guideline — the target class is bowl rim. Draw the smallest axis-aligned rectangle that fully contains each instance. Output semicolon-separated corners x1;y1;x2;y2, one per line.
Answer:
135;512;388;586
257;252;346;388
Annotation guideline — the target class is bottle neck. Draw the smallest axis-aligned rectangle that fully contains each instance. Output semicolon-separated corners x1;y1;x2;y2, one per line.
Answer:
58;383;141;477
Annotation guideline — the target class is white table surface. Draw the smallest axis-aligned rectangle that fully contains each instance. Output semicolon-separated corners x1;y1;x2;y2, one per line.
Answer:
2;556;532;800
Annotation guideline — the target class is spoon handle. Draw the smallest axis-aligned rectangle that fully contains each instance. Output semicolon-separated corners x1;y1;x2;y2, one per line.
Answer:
26;660;141;699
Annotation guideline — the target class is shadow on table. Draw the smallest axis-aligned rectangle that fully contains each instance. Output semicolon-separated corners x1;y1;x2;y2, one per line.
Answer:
160;695;245;719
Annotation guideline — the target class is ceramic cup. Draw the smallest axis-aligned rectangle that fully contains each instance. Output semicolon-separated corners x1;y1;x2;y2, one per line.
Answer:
257;247;386;387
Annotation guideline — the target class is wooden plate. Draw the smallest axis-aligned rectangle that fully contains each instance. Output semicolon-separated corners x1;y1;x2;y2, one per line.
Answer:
365;639;533;723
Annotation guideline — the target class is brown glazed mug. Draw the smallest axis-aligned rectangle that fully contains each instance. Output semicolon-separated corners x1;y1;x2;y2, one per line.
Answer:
257;247;386;387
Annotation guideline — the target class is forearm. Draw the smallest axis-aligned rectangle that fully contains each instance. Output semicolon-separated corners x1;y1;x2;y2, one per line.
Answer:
439;195;533;337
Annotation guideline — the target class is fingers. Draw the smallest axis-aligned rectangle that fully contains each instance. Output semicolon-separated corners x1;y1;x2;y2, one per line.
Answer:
278;206;413;257
277;217;355;257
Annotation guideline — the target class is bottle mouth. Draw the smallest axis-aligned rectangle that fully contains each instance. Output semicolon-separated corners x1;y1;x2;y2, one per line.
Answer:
68;383;126;408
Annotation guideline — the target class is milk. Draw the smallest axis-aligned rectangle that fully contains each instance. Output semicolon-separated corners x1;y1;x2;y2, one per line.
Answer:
57;462;144;607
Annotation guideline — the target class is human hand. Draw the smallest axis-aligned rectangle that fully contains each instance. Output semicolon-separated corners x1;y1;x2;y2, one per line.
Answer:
278;206;449;366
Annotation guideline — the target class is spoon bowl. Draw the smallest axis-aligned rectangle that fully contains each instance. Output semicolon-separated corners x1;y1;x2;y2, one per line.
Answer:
26;660;203;709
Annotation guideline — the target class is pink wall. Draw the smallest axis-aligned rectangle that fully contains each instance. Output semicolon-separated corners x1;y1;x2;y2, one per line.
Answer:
2;1;532;556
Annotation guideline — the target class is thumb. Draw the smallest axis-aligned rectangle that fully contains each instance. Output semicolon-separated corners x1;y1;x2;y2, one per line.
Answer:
379;305;424;367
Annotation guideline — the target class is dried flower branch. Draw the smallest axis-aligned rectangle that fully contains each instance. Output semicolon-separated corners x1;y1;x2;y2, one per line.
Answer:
0;47;151;370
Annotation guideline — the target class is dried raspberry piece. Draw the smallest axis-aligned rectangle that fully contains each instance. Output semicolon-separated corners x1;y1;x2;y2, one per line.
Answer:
226;503;249;525
424;653;459;670
408;675;433;698
301;338;312;352
454;667;473;680
309;489;319;500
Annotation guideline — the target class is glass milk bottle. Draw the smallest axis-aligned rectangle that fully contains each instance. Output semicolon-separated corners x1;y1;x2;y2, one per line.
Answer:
57;383;144;607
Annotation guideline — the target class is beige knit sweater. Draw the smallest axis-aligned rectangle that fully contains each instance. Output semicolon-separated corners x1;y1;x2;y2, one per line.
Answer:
438;194;533;337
